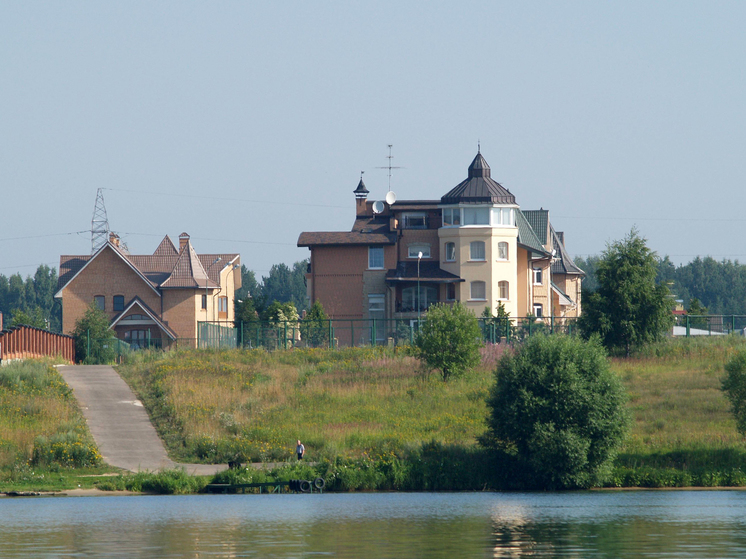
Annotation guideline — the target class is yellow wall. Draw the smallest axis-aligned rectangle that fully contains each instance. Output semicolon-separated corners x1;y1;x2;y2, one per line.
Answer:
439;224;519;317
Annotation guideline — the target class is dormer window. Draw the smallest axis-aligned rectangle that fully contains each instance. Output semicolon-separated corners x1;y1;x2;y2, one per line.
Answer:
402;213;427;229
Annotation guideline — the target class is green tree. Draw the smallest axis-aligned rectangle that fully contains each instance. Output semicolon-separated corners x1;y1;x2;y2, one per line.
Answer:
579;229;674;356
686;297;709;329
71;304;117;363
261;301;300;349
10;307;47;329
483;335;629;489
415;302;482;381
721;350;746;435
300;300;329;348
260;261;309;312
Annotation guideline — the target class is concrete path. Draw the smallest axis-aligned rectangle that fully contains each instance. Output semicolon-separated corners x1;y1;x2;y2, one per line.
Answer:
58;364;228;475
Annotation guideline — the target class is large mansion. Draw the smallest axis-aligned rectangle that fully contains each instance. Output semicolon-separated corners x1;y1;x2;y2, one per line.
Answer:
298;151;584;344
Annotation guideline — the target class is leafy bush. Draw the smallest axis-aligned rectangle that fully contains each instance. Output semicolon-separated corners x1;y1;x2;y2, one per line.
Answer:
32;429;102;468
415;302;482;380
483;335;630;489
721;349;746;434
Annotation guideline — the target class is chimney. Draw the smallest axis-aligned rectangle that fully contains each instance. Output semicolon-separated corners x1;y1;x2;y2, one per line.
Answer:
109;233;120;247
353;177;370;217
179;232;190;252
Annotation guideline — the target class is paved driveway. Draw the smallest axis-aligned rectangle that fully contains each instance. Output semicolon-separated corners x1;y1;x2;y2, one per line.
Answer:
58;364;227;475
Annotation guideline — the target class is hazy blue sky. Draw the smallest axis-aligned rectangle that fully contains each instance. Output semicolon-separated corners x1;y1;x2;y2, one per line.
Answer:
2;1;745;280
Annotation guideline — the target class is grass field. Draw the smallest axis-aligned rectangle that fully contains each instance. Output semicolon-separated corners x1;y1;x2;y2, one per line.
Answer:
117;345;508;463
0;359;107;491
117;336;746;481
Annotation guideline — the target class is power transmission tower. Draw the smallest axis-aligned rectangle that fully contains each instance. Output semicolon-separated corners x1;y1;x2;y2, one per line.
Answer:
91;188;110;254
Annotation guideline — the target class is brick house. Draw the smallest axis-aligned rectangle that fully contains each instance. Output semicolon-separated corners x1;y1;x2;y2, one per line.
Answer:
56;232;240;346
297;151;583;344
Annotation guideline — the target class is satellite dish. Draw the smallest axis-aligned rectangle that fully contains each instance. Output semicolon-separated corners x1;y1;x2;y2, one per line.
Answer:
372;200;385;214
385;191;397;205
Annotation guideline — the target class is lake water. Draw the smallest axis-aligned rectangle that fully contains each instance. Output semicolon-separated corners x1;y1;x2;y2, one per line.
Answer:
1;491;745;558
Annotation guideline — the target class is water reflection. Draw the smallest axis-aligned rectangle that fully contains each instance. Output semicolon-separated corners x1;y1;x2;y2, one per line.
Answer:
0;492;745;558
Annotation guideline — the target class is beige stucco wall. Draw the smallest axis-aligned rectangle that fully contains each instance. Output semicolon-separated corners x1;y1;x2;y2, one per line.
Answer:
439;224;519;317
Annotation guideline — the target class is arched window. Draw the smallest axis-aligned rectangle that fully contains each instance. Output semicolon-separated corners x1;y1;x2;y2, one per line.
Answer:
497;242;509;260
469;241;485;261
498;281;509;300
470;281;486;301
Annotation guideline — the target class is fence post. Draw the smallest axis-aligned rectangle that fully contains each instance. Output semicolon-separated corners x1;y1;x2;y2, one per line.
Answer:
686;315;690;337
350;320;354;349
550;315;554;334
283;321;288;349
329;320;333;349
732;315;736;334
372;319;377;347
87;329;90;361
240;322;244;348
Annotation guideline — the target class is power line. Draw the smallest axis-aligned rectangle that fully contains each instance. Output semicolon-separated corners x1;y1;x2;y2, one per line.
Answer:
0;231;88;242
119;232;297;247
103;188;347;209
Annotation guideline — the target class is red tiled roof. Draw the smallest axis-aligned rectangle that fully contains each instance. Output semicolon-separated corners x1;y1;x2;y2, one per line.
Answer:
57;238;239;293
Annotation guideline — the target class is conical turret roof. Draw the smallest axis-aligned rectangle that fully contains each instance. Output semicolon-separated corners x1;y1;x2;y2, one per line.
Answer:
441;151;516;205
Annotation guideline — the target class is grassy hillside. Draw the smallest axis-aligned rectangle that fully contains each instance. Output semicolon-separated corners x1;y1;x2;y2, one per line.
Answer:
117;345;507;463
0;360;107;491
117;336;746;489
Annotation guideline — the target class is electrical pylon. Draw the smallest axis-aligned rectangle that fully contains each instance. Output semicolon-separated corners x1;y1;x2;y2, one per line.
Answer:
91;188;110;254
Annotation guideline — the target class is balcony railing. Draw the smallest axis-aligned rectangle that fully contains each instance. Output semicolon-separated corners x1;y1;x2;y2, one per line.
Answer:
395;300;449;313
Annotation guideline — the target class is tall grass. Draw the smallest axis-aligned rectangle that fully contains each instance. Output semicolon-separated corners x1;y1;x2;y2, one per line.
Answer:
118;346;497;463
0;360;101;471
119;337;746;488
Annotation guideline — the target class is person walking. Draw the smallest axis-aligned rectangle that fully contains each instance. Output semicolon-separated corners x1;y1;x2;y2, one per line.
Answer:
296;440;305;461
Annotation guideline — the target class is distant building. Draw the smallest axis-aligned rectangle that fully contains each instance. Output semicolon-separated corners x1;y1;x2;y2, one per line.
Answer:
56;233;240;346
298;151;584;345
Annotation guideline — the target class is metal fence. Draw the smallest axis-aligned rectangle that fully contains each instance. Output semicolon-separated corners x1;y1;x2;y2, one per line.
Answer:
198;317;580;350
673;315;746;337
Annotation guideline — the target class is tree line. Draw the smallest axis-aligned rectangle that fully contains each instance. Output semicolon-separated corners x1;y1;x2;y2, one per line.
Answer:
0;265;61;331
575;254;746;315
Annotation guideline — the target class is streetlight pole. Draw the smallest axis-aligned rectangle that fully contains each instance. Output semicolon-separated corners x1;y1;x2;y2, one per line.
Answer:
417;251;422;330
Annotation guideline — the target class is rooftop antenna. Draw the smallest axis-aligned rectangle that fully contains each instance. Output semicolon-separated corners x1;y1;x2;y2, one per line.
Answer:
91;188;110;254
376;144;404;192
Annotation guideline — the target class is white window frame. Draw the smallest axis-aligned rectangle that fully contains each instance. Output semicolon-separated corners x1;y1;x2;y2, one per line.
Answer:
463;207;490;226
533;303;543;318
470;281;486;301
497;242;509;261
368;294;385;313
368;246;384;270
469;241;486;261
498;281;509;301
533;267;543;285
442;207;461;227
444;242;456;262
408;244;431;259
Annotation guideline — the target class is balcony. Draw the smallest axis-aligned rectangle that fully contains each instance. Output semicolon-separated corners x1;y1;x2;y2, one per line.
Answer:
395;299;452;314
